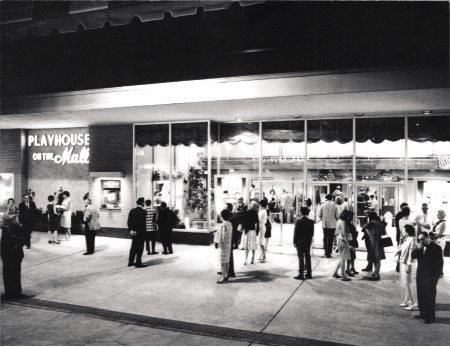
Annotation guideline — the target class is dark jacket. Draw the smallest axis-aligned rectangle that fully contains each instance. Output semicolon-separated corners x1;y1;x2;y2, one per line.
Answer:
157;208;177;232
127;206;147;236
395;211;403;243
18;201;37;227
293;216;314;246
412;241;444;278
1;223;24;262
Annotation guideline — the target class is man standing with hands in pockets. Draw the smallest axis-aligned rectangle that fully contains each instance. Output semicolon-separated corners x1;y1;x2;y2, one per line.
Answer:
127;197;147;268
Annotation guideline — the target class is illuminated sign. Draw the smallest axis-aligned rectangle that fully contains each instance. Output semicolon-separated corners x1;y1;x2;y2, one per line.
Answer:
28;133;89;165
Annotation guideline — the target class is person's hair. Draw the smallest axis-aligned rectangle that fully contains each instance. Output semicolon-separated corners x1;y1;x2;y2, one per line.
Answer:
368;211;380;221
325;194;333;201
238;197;243;202
251;184;255;188
418;231;429;239
370;195;375;199
145;199;151;206
160;201;167;208
48;195;55;202
422;203;428;208
437;209;446;219
300;207;310;216
136;197;145;205
221;209;233;221
400;202;408;209
335;196;343;205
401;206;410;217
404;224;416;237
7;198;14;204
249;201;258;210
259;200;268;208
83;192;89;200
63;191;70;197
23;194;30;199
344;197;348;202
271;197;276;202
306;198;312;207
340;210;352;221
226;203;233;211
85;198;92;204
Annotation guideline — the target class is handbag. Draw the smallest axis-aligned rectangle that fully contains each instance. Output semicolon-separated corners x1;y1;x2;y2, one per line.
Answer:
264;219;272;238
380;236;393;248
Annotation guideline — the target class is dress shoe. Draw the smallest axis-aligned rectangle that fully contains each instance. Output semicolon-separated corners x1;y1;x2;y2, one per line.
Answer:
83;252;90;255
228;274;236;278
351;270;359;275
326;254;331;258
217;271;222;275
151;251;158;255
169;251;173;254
333;273;342;279
345;270;355;277
135;264;147;268
48;240;54;244
361;267;370;272
341;277;351;281
305;274;312;279
414;315;425;320
294;275;305;280
368;276;380;281
147;251;151;255
162;251;168;255
128;262;135;267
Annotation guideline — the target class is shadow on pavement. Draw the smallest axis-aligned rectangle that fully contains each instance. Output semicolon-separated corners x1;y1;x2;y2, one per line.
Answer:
435;317;450;324
436;303;450;311
229;270;288;283
142;257;178;266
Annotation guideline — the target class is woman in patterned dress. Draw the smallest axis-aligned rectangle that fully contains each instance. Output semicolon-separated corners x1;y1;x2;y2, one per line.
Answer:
214;209;233;283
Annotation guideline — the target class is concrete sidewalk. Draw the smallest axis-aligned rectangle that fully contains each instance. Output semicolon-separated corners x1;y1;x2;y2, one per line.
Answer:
1;232;449;345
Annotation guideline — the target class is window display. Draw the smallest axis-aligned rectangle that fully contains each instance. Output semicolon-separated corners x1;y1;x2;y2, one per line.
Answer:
0;173;14;210
101;180;121;209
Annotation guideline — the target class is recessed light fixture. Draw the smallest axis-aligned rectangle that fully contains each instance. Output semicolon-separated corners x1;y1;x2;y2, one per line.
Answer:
354;113;364;117
423;110;432;115
236;118;243;123
292;115;302;119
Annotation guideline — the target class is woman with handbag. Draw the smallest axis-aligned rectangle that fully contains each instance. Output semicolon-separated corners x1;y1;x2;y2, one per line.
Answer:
332;210;353;281
363;212;387;281
396;224;418;311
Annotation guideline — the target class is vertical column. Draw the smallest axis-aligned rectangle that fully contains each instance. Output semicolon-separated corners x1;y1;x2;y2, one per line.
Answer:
259;121;263;202
217;123;221;175
352;118;357;221
132;125;136;201
304;120;307;201
207;121;212;230
169;123;172;208
404;116;408;203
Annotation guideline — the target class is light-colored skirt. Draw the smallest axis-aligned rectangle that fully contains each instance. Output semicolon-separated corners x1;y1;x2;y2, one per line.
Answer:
245;230;257;251
60;211;72;229
399;263;414;289
337;240;351;261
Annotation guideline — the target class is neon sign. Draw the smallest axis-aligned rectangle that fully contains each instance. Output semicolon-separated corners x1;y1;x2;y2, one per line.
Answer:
28;133;89;165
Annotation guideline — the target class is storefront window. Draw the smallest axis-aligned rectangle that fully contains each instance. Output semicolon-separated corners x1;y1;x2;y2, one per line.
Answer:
135;123;170;207
171;122;209;230
215;122;259;210
408;116;450;217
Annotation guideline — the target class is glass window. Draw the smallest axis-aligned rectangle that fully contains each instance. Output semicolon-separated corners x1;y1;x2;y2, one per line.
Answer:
408;116;450;218
135;124;170;207
356;117;405;183
101;180;121;209
215;122;259;212
172;122;209;230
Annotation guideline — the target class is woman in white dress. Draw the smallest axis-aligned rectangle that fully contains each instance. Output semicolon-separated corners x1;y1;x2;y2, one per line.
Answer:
214;209;233;283
258;200;268;262
432;210;446;276
57;191;72;240
243;201;259;265
398;206;416;239
396;224;417;310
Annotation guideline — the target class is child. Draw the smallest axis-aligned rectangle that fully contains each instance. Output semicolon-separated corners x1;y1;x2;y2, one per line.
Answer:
47;195;60;244
214;209;233;283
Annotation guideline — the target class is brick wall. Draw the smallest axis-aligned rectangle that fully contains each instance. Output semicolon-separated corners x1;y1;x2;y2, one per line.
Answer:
89;124;134;229
0;129;28;204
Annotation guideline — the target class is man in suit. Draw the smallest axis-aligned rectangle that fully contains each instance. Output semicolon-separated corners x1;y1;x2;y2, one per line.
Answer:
83;198;100;255
318;194;339;258
157;202;177;255
294;207;315;280
235;198;247;213
412;231;444;324
127;197;147;268
18;194;37;249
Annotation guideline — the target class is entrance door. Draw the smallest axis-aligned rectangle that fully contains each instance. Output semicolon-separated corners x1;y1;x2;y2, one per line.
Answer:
214;174;249;222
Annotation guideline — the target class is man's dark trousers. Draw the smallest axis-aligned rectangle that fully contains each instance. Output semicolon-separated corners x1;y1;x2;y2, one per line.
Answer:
417;271;439;321
161;230;173;253
129;235;145;265
297;242;312;276
323;228;335;256
85;226;96;254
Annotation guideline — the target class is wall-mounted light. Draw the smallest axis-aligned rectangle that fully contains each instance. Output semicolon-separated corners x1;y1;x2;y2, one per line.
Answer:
292;115;302;119
236;118;244;123
423;110;432;115
354;113;364;117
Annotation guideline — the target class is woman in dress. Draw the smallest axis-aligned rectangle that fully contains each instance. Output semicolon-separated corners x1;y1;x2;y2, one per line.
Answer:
57;191;72;240
345;210;359;277
432;210;446;276
258;200;269;262
332;210;353;281
363;212;386;281
214;209;233;283
396;224;418;310
46;195;60;244
243;201;259;265
398;206;416;239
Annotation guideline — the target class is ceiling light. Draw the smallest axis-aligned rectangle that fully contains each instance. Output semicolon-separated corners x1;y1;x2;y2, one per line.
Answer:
292;115;302;119
423;110;432;115
236;118;243;123
354;113;364;117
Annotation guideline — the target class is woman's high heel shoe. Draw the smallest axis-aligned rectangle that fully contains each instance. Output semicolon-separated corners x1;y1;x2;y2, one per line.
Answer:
399;301;410;307
333;273;342;279
345;270;355;277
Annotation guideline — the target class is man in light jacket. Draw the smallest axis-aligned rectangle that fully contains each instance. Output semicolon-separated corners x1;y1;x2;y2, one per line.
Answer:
83;198;101;255
318;194;339;258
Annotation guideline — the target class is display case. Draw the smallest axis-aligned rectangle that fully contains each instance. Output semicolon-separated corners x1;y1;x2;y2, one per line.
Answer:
101;179;121;209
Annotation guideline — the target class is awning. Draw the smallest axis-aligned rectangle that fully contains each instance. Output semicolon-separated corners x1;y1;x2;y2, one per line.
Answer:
1;1;264;40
